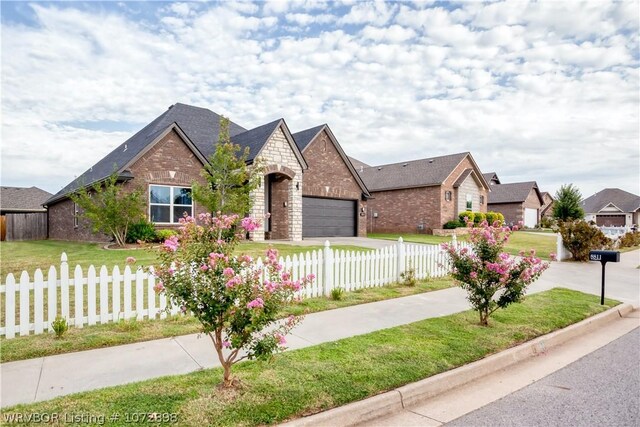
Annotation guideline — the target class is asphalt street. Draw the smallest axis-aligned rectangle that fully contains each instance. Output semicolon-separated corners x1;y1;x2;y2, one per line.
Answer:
447;327;640;427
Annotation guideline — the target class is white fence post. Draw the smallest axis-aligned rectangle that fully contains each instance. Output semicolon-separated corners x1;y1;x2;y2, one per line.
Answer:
452;234;457;249
396;237;405;281
60;253;69;319
323;240;333;297
5;274;16;339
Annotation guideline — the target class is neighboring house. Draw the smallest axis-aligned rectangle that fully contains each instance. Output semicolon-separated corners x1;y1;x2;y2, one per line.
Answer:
487;181;544;228
357;152;490;233
540;192;554;218
45;103;368;242
581;188;640;227
0;186;52;241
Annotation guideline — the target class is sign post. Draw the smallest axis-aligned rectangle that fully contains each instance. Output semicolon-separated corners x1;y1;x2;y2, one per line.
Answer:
589;250;620;305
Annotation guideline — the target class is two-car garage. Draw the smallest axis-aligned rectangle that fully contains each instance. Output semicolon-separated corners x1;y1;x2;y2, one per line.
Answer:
302;197;357;237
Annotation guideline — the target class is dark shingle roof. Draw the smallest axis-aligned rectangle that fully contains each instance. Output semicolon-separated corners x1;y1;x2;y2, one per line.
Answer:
45;103;291;205
453;169;473;188
581;188;640;213
348;156;370;171
483;172;500;185
488;181;540;204
358;152;469;192
292;124;326;152
1;186;52;212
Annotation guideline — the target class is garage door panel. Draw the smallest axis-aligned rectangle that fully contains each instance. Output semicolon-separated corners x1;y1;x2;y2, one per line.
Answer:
303;197;356;237
596;215;625;227
524;208;538;228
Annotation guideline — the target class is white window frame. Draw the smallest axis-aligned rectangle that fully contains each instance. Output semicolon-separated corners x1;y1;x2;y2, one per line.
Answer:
466;194;473;210
148;184;193;224
73;202;79;228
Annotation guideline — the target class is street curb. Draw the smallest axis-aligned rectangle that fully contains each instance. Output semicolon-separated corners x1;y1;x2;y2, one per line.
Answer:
280;303;634;427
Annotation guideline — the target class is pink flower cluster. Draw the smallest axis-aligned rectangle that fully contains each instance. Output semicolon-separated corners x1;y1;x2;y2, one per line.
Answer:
208;252;228;268
241;217;261;232
247;297;264;309
163;236;180;252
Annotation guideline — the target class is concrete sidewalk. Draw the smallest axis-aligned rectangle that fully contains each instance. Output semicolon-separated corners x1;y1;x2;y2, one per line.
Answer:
1;287;471;408
1;249;638;408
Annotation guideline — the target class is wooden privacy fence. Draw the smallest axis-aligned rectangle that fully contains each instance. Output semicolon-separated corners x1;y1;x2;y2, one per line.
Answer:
0;238;469;339
2;213;48;241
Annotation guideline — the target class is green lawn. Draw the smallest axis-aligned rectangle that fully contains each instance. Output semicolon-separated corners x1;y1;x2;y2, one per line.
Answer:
3;289;617;426
0;277;454;363
0;240;367;278
369;231;557;260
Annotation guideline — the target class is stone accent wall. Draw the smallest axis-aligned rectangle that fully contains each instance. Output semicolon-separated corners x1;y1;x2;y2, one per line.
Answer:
301;130;367;237
249;127;303;241
48;129;208;242
367;186;441;233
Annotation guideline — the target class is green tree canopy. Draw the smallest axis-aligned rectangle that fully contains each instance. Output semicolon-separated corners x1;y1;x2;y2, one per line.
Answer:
69;172;146;246
192;117;262;215
553;183;585;221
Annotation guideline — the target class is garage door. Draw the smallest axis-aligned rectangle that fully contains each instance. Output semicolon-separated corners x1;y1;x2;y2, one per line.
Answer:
596;215;625;227
302;197;356;237
524;208;538;228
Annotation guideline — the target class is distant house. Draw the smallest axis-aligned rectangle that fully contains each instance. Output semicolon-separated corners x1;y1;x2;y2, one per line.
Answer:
540;192;554;218
483;172;501;186
45;103;369;242
487;181;544;228
356;152;490;233
581;188;640;227
0;186;52;241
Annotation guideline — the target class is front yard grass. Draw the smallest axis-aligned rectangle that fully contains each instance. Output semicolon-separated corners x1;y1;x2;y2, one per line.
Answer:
0;240;367;277
3;288;618;426
0;277;454;363
370;231;557;260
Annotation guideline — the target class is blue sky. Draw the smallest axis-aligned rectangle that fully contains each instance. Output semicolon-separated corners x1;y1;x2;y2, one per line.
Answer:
1;0;639;199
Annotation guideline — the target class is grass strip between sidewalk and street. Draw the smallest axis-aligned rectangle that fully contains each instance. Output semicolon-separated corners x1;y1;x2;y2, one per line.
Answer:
3;288;618;426
0;277;454;363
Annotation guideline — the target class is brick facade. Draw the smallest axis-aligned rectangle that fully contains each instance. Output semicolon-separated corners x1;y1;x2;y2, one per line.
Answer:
48;129;208;242
249;127;303;241
301;129;367;237
367;155;488;234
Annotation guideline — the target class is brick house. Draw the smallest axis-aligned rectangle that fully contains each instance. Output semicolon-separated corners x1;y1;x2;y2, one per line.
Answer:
45;103;369;242
487;181;544;228
581;188;640;227
540;192;554;218
356;152;490;234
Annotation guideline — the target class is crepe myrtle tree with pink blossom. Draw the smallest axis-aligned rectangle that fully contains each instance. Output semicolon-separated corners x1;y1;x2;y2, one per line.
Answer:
442;220;551;326
154;212;314;387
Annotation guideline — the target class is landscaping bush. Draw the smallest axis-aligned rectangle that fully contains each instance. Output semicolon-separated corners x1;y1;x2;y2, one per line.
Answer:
155;229;178;242
330;287;345;300
442;221;549;325
459;211;474;223
443;220;464;229
52;316;68;338
126;220;157;243
155;213;314;387
495;212;505;223
539;216;556;229
485;211;497;225
556;220;612;261
473;212;486;224
618;231;640;248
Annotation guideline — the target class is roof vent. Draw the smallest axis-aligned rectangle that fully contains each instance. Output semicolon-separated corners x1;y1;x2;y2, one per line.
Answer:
123;144;128;152
402;163;408;167
428;159;434;163
359;166;363;173
168;104;174;109
377;167;383;171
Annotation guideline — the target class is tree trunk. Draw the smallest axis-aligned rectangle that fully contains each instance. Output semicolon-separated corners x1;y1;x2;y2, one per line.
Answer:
479;309;489;326
222;362;233;388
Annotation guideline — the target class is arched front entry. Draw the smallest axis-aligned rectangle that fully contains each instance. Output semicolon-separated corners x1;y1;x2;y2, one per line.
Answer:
249;164;302;241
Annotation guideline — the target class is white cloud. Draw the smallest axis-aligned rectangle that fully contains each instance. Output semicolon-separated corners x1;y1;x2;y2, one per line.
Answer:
1;0;638;198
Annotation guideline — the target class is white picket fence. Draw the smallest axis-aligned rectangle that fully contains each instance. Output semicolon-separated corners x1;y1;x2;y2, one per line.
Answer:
0;238;468;339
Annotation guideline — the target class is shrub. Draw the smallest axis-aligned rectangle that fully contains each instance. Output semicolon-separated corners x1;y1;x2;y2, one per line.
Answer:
330;287;345;301
539;216;556;229
473;212;486;224
155;229;178;242
556;220;612;261
443;220;464;229
52;316;68;338
459;211;474;223
618;231;640;248
495;212;505;223
400;264;417;286
126;220;157;243
485;211;497;225
442;221;549;326
155;213;314;387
